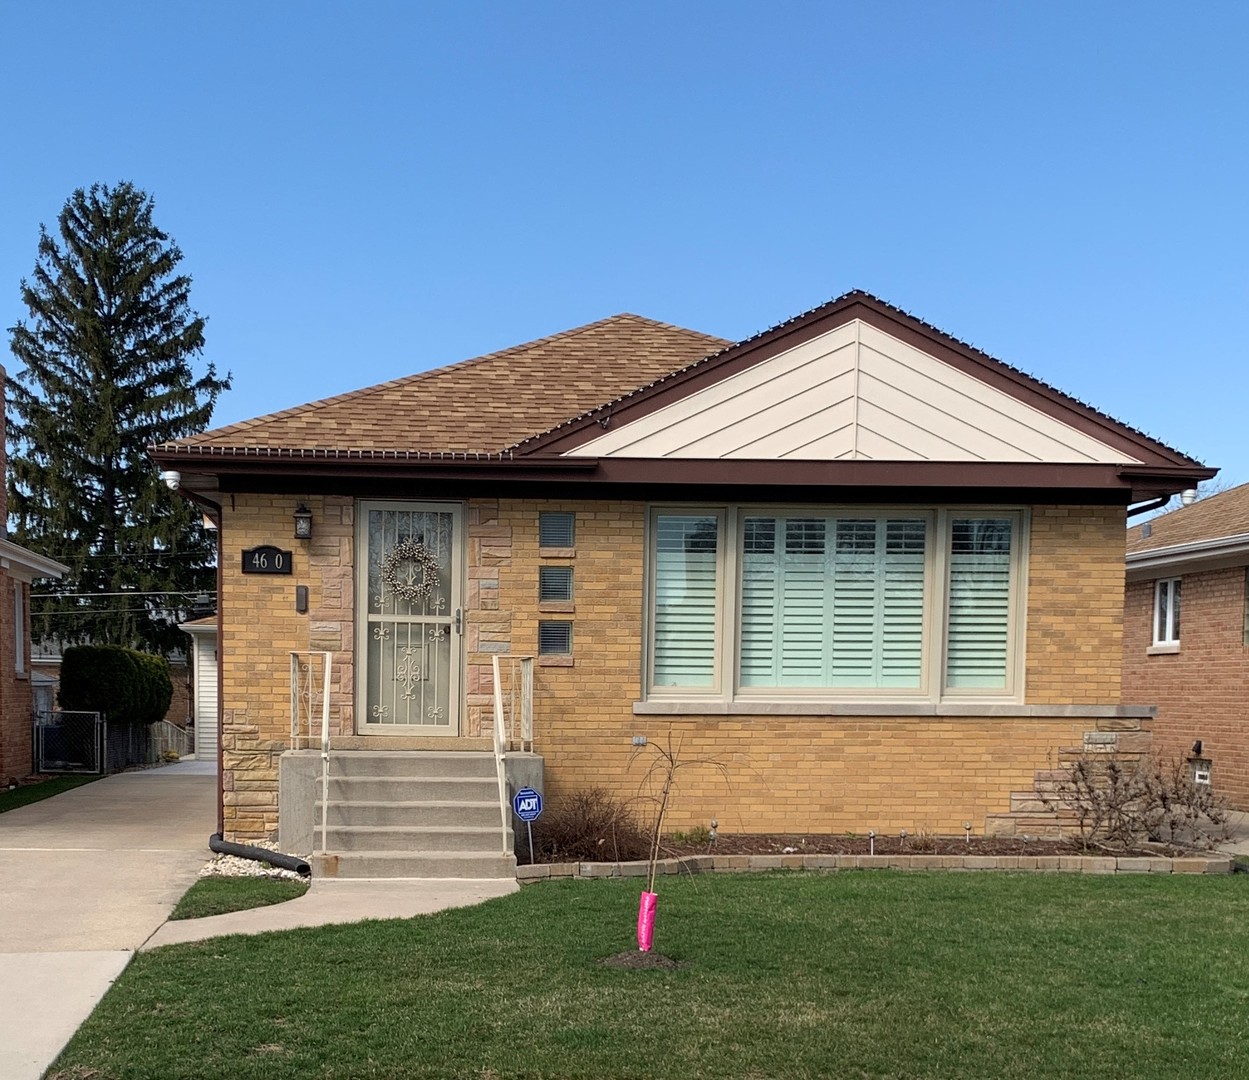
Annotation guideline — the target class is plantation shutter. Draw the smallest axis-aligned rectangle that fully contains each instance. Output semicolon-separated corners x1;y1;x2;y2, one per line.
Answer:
779;519;827;685
739;518;779;686
880;520;926;687
830;520;877;685
653;514;719;687
945;518;1013;689
740;515;925;690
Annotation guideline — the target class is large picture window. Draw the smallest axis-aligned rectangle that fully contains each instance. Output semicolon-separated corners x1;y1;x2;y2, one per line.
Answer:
647;507;1026;702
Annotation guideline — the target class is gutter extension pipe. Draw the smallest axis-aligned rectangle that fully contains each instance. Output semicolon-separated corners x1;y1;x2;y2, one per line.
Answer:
210;833;311;876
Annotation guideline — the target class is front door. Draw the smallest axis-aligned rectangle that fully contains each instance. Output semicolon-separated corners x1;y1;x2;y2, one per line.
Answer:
357;501;462;735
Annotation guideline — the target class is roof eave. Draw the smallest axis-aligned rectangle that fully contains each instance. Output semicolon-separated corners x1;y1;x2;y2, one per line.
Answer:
1126;531;1249;578
0;538;69;581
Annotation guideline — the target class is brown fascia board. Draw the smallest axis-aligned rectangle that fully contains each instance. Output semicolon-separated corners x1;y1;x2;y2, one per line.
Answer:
151;448;1205;503
514;292;1205;469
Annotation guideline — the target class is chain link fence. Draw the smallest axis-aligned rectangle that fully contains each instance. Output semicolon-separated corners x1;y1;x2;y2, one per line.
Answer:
34;712;192;774
34;711;102;773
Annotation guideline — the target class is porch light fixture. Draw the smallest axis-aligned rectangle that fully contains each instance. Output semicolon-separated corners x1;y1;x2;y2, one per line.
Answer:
293;504;313;540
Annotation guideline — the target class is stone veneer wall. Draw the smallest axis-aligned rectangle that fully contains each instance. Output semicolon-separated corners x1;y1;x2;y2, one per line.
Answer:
220;494;355;838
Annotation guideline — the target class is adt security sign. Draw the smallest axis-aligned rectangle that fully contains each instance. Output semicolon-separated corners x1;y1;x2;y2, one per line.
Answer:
513;787;543;822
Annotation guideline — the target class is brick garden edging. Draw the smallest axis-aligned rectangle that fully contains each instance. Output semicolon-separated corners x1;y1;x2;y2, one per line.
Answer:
516;852;1234;882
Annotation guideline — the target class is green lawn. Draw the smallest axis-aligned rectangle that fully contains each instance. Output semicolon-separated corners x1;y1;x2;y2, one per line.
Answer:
53;871;1249;1080
170;877;309;920
0;774;98;813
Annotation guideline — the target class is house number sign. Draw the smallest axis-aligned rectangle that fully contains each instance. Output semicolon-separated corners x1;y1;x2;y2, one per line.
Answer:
241;546;294;575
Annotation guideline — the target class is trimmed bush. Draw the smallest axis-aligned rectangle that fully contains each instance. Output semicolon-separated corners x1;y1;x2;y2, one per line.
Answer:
58;644;174;725
527;787;649;863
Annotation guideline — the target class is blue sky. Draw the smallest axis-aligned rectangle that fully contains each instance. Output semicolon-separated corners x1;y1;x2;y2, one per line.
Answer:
2;2;1246;490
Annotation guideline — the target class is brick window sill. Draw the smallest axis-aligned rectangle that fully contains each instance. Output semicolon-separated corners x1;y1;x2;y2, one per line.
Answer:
539;655;575;668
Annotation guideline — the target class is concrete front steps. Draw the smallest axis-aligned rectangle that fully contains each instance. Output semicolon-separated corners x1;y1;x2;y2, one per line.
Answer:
310;751;516;879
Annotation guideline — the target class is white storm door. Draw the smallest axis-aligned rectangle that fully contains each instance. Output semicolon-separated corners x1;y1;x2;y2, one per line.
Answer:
358;501;462;734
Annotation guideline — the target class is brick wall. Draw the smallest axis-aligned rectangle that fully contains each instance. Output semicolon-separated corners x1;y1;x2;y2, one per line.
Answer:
0;576;31;783
1026;505;1126;704
485;499;1126;835
216;493;1130;839
1123;566;1249;809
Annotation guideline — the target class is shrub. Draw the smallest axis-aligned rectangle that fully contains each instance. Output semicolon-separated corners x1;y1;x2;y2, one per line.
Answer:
1040;751;1229;851
58;644;174;725
527;788;649;863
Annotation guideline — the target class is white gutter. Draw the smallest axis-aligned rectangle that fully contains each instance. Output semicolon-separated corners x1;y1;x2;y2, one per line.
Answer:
1126;530;1249;574
0;538;69;582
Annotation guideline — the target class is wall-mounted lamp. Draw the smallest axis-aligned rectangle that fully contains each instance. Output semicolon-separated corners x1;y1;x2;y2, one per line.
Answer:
293;503;313;540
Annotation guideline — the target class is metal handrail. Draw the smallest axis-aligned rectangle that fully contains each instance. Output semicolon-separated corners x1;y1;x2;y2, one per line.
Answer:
490;654;535;854
491;655;511;853
290;651;333;855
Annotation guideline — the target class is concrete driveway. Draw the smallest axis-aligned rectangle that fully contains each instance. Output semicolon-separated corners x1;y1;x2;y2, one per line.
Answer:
0;761;215;1080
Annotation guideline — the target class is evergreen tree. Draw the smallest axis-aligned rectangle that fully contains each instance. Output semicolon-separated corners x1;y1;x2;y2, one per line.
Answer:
7;181;230;655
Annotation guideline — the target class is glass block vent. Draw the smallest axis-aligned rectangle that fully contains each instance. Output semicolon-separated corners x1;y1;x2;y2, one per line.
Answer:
539;511;575;548
539;565;573;602
538;621;573;655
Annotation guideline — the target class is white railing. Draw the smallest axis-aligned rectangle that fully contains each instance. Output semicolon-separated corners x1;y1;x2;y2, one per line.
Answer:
149;719;194;761
492;654;535;752
290;652;333;855
491;654;535;854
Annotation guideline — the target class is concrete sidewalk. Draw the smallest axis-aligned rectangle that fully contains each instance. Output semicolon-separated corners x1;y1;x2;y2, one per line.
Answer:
0;762;214;1080
1217;809;1249;858
144;876;518;949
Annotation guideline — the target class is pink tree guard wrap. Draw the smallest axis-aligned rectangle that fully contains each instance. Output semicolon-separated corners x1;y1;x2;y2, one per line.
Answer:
637;890;658;952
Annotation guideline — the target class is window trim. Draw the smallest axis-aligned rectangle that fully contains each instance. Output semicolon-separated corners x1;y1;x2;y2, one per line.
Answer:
644;504;1029;706
1152;577;1181;648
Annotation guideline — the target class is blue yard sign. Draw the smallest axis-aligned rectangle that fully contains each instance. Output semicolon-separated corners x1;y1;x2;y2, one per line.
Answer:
513;787;543;822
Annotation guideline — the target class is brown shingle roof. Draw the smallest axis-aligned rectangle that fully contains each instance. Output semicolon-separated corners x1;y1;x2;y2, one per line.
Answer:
1127;483;1249;553
165;315;728;455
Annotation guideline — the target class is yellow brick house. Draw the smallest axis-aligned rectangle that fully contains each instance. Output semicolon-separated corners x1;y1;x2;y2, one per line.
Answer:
151;291;1212;877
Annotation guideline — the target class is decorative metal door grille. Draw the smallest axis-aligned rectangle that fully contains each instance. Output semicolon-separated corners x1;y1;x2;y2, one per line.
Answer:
360;503;460;731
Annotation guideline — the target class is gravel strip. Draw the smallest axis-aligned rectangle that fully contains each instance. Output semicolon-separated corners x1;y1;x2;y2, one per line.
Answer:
199;839;308;881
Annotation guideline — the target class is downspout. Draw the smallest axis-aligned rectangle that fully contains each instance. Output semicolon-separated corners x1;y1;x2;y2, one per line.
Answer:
1126;496;1171;519
171;484;225;839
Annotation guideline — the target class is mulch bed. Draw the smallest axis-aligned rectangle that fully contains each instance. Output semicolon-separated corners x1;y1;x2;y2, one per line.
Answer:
561;832;1205;862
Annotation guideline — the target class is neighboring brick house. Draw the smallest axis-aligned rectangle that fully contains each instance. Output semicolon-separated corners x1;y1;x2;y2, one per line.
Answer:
150;291;1212;870
0;365;68;783
1124;484;1249;809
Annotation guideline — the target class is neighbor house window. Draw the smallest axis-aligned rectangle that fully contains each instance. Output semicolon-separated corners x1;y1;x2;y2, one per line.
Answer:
1153;578;1181;647
647;507;1024;701
14;583;25;675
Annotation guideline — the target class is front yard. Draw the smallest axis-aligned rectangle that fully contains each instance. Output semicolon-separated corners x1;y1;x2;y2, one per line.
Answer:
54;871;1249;1079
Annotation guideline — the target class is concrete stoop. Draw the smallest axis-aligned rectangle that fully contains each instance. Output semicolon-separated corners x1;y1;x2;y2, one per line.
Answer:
311;751;516;879
984;723;1153;840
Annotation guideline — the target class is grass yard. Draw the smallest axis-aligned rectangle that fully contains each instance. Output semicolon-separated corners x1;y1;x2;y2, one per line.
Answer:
169;877;309;920
53;871;1249;1080
0;773;98;813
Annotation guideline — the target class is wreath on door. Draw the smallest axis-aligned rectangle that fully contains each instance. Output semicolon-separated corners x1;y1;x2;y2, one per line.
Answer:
380;537;440;604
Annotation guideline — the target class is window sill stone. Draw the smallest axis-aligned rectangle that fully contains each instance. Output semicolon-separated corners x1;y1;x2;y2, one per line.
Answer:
632;700;1156;719
1146;643;1180;656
